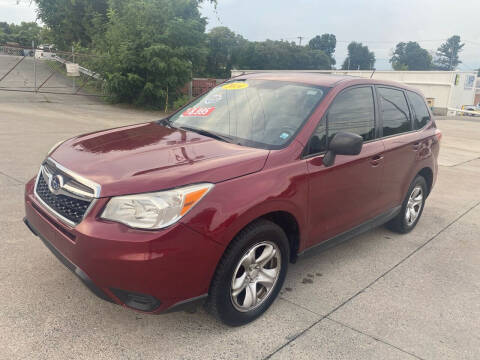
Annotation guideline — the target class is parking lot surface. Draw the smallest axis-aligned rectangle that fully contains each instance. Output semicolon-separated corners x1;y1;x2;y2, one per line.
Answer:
0;90;479;359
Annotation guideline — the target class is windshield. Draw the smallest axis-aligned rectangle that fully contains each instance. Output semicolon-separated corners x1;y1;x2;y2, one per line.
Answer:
168;79;328;149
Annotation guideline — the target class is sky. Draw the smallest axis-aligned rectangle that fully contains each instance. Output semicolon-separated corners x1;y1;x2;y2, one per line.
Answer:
200;0;480;71
2;0;479;71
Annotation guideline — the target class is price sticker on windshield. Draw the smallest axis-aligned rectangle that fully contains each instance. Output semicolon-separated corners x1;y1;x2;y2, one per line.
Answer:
182;107;215;117
222;82;249;90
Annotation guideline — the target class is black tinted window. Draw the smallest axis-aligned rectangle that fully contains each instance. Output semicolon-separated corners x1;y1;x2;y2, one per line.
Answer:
407;91;430;129
378;87;411;136
309;119;327;154
327;87;376;143
308;86;375;155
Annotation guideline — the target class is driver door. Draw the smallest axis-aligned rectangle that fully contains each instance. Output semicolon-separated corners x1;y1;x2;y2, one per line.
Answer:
305;86;385;246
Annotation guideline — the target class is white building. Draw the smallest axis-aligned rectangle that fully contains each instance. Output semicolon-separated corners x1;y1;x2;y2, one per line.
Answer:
475;78;480;106
231;70;478;116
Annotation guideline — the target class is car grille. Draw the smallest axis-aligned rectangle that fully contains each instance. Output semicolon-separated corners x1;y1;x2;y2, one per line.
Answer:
34;160;97;226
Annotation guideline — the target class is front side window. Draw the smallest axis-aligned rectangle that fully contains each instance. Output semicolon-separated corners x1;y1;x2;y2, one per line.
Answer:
407;91;431;129
169;80;327;149
308;86;375;154
378;87;411;136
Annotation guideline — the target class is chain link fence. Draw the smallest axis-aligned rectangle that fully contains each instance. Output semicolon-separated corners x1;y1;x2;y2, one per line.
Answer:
1;42;225;102
0;43;104;97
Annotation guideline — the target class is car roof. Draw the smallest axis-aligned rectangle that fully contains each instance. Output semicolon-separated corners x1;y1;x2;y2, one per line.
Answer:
232;72;419;93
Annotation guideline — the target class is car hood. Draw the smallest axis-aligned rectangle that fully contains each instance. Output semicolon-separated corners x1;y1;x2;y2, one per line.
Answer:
50;122;269;197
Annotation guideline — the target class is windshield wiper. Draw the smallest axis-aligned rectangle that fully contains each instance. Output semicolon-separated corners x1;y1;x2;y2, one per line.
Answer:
179;126;233;143
156;118;175;128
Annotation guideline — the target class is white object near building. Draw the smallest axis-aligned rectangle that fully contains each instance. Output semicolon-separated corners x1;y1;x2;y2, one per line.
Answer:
66;63;80;77
34;49;56;60
231;70;478;116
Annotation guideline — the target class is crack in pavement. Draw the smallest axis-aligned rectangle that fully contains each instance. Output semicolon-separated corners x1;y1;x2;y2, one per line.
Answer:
326;317;426;360
278;297;425;359
263;200;480;360
0;170;24;185
278;296;322;316
449;156;480;167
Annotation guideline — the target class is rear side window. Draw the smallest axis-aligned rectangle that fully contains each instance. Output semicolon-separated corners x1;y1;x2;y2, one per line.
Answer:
378;87;411;137
407;91;431;129
308;86;375;155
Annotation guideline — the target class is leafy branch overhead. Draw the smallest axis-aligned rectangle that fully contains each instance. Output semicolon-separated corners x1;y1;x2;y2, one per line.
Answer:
31;0;339;107
30;1;466;108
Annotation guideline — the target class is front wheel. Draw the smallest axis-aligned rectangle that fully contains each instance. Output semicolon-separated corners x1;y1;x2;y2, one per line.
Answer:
387;175;427;233
206;219;289;326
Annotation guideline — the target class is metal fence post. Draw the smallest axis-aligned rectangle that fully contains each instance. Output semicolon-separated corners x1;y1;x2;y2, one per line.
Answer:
188;80;193;100
72;46;76;93
32;40;36;93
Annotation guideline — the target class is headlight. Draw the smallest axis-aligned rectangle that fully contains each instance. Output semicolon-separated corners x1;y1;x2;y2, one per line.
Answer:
100;183;214;229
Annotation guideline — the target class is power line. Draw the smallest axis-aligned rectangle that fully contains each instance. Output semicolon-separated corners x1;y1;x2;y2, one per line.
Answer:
464;39;480;46
335;39;447;43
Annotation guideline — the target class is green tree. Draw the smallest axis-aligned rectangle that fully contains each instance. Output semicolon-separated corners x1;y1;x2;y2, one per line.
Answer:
0;22;44;46
341;42;375;70
34;0;108;49
390;41;433;70
0;22;12;43
434;35;464;70
237;40;331;70
90;0;209;107
0;23;10;44
308;33;336;67
205;27;247;78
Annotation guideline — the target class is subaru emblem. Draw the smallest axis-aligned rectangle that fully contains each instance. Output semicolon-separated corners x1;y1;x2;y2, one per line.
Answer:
49;174;63;193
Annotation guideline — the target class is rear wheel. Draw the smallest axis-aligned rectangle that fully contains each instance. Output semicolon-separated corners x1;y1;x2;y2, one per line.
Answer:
387;175;427;233
207;219;289;326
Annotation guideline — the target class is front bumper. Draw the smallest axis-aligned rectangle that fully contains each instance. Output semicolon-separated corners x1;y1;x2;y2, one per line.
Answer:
23;217;116;304
24;178;225;313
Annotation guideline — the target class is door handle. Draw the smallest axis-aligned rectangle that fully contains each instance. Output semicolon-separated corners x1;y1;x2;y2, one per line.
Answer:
370;154;384;166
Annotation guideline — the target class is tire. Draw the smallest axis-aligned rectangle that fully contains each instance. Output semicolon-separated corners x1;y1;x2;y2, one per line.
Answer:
387;175;427;234
206;219;289;326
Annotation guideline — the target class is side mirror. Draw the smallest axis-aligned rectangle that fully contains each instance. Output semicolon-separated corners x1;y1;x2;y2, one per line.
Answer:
323;132;363;167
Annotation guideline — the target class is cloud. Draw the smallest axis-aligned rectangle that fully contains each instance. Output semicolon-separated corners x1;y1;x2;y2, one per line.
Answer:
0;2;37;23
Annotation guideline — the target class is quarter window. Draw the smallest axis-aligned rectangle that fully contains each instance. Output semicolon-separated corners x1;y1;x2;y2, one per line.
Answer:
407;91;431;129
378;87;411;136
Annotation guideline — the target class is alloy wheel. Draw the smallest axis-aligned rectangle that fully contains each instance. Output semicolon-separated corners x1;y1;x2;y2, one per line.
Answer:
230;241;281;312
405;185;423;226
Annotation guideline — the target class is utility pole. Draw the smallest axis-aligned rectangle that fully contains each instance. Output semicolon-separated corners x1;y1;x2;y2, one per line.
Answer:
72;45;76;93
297;36;304;46
32;40;36;93
449;42;456;71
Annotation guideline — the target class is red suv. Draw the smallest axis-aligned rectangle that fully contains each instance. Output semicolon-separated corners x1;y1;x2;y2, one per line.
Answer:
24;73;441;326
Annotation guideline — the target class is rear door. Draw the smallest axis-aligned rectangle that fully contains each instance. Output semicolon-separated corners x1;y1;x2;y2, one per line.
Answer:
376;86;426;211
306;85;385;246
